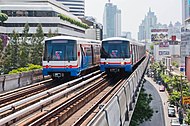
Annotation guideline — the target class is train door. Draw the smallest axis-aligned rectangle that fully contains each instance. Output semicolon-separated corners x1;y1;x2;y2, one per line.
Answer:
134;45;137;64
132;45;135;64
130;44;133;64
80;44;92;69
80;45;86;69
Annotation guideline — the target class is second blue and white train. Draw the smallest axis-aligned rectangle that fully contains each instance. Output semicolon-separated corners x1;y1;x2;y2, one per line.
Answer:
100;37;146;73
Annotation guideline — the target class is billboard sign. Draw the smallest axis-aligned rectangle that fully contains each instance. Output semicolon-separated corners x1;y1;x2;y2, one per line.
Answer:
159;41;169;47
151;29;168;42
182;96;190;105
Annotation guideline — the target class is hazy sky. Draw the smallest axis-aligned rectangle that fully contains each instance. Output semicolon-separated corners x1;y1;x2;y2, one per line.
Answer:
85;0;182;39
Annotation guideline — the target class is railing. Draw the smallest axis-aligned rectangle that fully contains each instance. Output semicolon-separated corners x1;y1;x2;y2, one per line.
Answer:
87;56;149;126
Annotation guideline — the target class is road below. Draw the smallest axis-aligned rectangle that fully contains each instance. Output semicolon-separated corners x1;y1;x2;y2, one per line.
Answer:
140;76;166;126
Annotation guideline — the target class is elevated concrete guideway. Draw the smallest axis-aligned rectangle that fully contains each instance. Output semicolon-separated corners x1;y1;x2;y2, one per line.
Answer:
88;56;149;126
0;56;150;126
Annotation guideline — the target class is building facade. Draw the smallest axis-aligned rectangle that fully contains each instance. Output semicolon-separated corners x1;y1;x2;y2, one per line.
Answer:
153;40;181;63
81;16;103;40
0;0;86;37
103;2;121;39
181;0;190;66
185;56;190;81
56;0;85;17
182;0;190;25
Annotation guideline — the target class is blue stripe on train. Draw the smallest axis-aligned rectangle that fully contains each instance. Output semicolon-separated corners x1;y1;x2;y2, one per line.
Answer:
43;68;80;76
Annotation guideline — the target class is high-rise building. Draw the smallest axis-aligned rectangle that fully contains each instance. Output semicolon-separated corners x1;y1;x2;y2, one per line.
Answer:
56;0;85;17
138;8;157;41
103;2;121;38
182;0;190;24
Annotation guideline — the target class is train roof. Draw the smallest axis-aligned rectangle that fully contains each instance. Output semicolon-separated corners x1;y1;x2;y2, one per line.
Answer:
102;37;131;42
45;36;101;44
102;37;145;46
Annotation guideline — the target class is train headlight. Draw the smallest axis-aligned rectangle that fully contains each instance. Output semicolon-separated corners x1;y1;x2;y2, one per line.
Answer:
121;62;125;65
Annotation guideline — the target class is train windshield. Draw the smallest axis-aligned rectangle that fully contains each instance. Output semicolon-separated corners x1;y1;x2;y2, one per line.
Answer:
43;40;77;61
101;40;130;58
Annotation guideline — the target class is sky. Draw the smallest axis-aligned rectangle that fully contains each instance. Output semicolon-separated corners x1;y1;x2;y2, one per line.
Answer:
85;0;182;40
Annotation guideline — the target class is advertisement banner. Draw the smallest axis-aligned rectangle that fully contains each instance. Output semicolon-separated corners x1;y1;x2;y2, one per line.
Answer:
151;29;168;42
159;41;169;47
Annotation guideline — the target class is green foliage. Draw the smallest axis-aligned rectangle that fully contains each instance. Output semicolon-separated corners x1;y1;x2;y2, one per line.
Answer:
8;30;20;68
9;69;19;74
130;88;154;126
47;29;54;38
19;23;30;67
150;43;154;51
30;23;44;65
172;61;179;68
8;64;42;74
0;38;3;66
185;109;190;125
58;14;89;29
0;38;3;51
0;13;8;23
168;91;181;105
160;73;170;84
27;64;42;70
1;23;45;74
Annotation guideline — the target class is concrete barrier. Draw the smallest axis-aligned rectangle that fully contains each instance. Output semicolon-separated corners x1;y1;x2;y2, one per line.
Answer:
20;72;33;87
88;112;109;126
124;83;131;107
0;69;49;93
117;88;127;126
4;74;20;91
88;56;150;126
105;97;121;126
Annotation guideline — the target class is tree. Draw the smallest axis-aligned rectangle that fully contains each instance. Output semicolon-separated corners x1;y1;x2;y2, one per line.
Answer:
185;109;190;125
0;13;8;23
8;30;20;69
150;43;154;52
19;23;30;67
47;29;54;38
30;24;44;65
0;38;3;73
172;61;179;68
130;88;154;126
168;91;181;105
54;28;59;36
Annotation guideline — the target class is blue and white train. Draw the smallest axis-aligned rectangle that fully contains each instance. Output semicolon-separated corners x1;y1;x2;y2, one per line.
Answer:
42;36;101;78
100;37;146;73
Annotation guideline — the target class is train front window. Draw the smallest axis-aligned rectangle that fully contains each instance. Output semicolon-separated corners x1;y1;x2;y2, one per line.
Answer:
44;40;77;61
101;40;130;58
